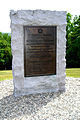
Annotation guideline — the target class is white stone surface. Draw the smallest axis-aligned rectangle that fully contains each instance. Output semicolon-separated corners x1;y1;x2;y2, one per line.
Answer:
10;10;66;97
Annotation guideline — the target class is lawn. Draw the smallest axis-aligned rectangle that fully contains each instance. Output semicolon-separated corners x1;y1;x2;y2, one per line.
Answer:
0;68;80;81
0;70;13;81
66;68;80;78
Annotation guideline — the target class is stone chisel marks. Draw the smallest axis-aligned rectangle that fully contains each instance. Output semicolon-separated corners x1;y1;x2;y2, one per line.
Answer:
10;10;66;96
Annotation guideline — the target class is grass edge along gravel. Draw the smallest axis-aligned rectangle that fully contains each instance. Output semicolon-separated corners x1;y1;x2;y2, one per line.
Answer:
0;70;13;81
0;68;80;81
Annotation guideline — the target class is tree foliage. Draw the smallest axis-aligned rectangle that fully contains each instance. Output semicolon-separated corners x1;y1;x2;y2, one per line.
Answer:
0;32;12;70
66;13;80;68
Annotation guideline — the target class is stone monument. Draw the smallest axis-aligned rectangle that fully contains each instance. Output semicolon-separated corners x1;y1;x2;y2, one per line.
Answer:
10;10;66;97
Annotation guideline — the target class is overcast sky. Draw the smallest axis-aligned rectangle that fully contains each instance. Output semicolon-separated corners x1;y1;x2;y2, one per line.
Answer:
0;0;80;33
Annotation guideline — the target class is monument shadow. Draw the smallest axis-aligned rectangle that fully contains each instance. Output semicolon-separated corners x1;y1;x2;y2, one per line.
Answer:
0;91;62;119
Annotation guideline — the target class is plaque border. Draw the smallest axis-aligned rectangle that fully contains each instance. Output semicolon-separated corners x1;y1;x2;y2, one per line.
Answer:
24;26;57;77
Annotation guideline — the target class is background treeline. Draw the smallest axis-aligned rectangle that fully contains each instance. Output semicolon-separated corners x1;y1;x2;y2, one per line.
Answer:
0;33;12;70
66;13;80;68
0;13;80;70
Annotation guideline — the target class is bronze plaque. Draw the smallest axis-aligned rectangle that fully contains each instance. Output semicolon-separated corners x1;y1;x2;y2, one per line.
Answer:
24;26;56;77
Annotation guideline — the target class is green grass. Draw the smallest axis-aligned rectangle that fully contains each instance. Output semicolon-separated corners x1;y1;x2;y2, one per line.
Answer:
0;68;80;81
66;68;80;78
0;70;13;81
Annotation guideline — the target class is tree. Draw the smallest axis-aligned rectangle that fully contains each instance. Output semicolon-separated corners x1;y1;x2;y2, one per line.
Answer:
69;16;80;67
66;13;73;67
66;14;80;68
0;32;12;70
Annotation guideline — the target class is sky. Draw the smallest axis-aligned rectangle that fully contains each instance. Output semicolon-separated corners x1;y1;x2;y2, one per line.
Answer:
0;0;80;33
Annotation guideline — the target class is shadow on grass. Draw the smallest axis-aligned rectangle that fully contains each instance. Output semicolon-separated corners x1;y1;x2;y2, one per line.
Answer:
0;92;62;119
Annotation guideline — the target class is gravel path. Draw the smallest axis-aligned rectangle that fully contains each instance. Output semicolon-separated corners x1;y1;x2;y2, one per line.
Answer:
0;77;80;120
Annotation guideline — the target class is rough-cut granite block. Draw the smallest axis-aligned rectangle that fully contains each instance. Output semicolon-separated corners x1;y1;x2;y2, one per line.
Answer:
10;10;66;97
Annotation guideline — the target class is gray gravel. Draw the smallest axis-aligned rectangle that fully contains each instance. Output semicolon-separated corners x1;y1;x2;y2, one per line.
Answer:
0;77;80;120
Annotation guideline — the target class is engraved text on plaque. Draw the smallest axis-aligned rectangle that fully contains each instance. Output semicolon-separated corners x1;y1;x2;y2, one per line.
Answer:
24;26;56;77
